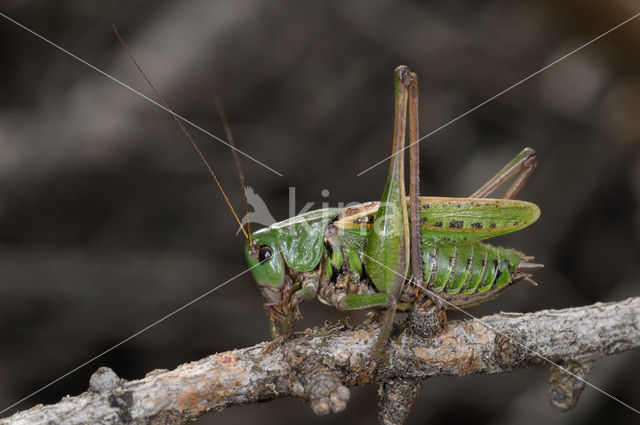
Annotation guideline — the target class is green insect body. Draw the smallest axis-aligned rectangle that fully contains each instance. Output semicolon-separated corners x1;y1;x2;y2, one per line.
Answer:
246;195;539;325
330;196;540;308
245;66;541;344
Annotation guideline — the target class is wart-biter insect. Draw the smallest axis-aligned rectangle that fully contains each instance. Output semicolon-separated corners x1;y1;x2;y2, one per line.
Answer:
244;66;542;356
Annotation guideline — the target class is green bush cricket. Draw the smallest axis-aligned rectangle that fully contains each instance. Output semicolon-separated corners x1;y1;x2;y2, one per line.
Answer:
117;39;541;358
244;66;542;356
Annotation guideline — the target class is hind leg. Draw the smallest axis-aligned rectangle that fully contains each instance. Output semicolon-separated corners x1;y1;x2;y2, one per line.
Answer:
470;148;537;199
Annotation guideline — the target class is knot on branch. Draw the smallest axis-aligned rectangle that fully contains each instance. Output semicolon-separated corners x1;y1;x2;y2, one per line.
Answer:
89;367;120;393
409;302;447;338
285;346;350;415
494;327;528;368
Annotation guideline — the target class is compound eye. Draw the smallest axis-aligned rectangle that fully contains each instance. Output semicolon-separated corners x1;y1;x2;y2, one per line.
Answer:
258;246;273;263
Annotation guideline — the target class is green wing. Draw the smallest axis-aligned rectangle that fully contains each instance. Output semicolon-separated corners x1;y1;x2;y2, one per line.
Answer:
333;196;540;247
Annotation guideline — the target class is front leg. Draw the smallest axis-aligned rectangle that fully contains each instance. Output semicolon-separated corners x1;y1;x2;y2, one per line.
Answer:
263;270;321;353
263;312;294;354
262;303;295;353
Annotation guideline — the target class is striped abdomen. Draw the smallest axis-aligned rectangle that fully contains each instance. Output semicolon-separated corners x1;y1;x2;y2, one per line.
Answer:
421;242;527;307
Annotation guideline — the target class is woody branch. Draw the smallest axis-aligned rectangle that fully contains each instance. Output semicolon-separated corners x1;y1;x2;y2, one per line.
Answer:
1;297;639;425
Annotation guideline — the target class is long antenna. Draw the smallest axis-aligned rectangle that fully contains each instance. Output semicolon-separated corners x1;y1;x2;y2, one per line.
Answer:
112;25;248;239
214;97;252;245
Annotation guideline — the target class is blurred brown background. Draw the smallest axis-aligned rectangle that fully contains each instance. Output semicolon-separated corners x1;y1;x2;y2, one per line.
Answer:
1;1;639;424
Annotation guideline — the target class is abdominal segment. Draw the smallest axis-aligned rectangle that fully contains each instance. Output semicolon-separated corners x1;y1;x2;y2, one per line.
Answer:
412;242;539;308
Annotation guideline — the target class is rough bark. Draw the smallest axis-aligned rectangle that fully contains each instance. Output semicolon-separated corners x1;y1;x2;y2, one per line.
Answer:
1;297;639;425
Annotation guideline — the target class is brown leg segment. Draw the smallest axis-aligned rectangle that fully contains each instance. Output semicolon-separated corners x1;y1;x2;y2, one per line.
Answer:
470;147;537;199
407;74;446;312
408;72;423;293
